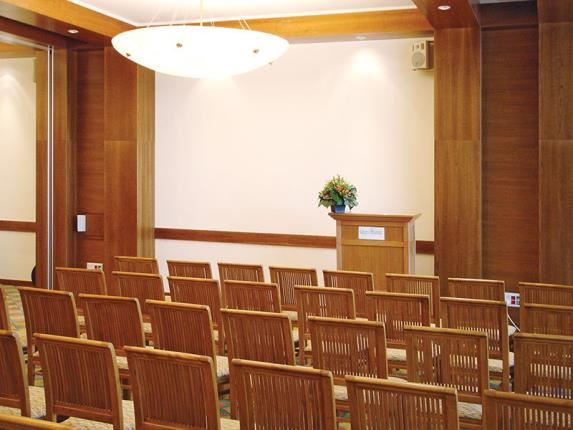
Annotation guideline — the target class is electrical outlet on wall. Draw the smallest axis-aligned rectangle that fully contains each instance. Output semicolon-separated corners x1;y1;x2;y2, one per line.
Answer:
86;262;104;271
504;292;520;308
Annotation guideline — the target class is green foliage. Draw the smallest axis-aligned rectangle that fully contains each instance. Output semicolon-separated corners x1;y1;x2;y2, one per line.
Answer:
317;175;358;209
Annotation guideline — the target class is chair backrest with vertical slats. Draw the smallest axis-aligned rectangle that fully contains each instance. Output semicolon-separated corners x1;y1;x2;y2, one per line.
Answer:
224;280;281;313
519;282;573;324
521;304;573;336
125;346;221;430
147;300;216;362
221;309;295;365
81;294;145;355
269;266;318;310
447;278;505;301
54;267;107;312
112;271;165;318
36;334;123;428
0;288;10;330
233;358;337;430
166;260;212;279
386;273;441;324
483;390;573;430
323;269;374;318
365;291;431;348
18;287;80;354
294;286;356;363
0;330;29;417
441;298;510;390
309;316;388;384
346;376;459;430
114;256;159;274
404;326;489;405
513;333;573;399
168;277;223;327
218;262;264;283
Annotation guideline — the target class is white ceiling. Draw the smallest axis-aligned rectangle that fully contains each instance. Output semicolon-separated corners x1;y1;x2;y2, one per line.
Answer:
68;0;416;26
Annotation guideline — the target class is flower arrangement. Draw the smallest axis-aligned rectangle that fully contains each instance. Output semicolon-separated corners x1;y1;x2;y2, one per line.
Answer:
318;175;358;211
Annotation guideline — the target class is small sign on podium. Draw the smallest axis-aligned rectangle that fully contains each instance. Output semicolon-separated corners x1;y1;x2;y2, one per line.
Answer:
358;226;385;241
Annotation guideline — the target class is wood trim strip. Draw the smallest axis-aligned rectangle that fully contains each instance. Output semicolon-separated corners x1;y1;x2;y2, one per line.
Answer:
0;220;36;232
155;228;435;255
0;278;33;286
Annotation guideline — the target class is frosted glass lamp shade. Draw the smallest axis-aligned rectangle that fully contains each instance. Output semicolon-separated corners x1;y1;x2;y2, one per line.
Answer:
112;25;289;79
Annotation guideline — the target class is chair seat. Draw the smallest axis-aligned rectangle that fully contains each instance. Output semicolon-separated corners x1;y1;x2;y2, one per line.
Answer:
0;386;46;419
292;327;299;343
488;352;515;374
143;322;152;335
508;325;517;337
221;418;241;429
458;401;482;421
387;348;407;363
216;355;230;382
62;400;135;429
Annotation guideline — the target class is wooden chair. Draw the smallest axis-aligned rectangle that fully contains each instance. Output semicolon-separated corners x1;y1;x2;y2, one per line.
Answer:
221;308;295;418
35;333;135;429
513;333;573;399
308;316;389;411
294;285;356;364
112;271;165;335
146;300;229;392
483;389;573;429
385;273;441;324
0;330;46;419
0;288;10;330
168;276;225;353
519;282;573;323
365;291;431;371
81;294;145;391
166;259;212;278
323;269;374;318
346;375;459;430
404;326;489;429
0;415;68;430
521;304;573;336
54;267;107;313
232;358;337;429
218;262;264;283
447;277;505;301
269;266;318;318
18;287;80;385
224;280;281;313
114;256;159;274
124;346;239;430
441;297;511;391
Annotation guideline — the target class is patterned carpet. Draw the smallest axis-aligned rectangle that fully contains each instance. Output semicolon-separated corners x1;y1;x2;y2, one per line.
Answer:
0;284;352;428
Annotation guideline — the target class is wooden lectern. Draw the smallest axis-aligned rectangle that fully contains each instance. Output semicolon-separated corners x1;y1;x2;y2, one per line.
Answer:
329;213;420;290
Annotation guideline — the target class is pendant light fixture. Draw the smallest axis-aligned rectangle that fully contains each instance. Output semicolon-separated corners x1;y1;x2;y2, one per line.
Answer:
112;0;289;79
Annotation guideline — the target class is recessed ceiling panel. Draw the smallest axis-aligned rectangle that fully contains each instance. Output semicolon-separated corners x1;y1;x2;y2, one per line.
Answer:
68;0;415;26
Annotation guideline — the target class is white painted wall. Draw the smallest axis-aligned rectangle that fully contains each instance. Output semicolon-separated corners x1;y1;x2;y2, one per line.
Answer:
155;38;434;280
0;57;36;281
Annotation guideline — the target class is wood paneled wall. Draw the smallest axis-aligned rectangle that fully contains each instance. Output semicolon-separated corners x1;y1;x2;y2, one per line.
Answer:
482;26;539;290
74;49;155;289
538;19;573;284
434;27;482;290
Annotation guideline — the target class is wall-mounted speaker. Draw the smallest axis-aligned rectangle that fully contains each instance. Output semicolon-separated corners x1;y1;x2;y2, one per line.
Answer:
411;40;433;71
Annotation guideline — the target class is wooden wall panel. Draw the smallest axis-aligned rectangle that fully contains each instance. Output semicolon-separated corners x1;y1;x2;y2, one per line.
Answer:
35;51;48;288
539;22;573;284
434;27;482;289
52;48;76;269
482;27;539;290
75;49;104;268
103;48;155;288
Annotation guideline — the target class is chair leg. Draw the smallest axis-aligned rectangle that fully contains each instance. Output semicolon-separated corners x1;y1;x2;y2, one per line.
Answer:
27;357;35;386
